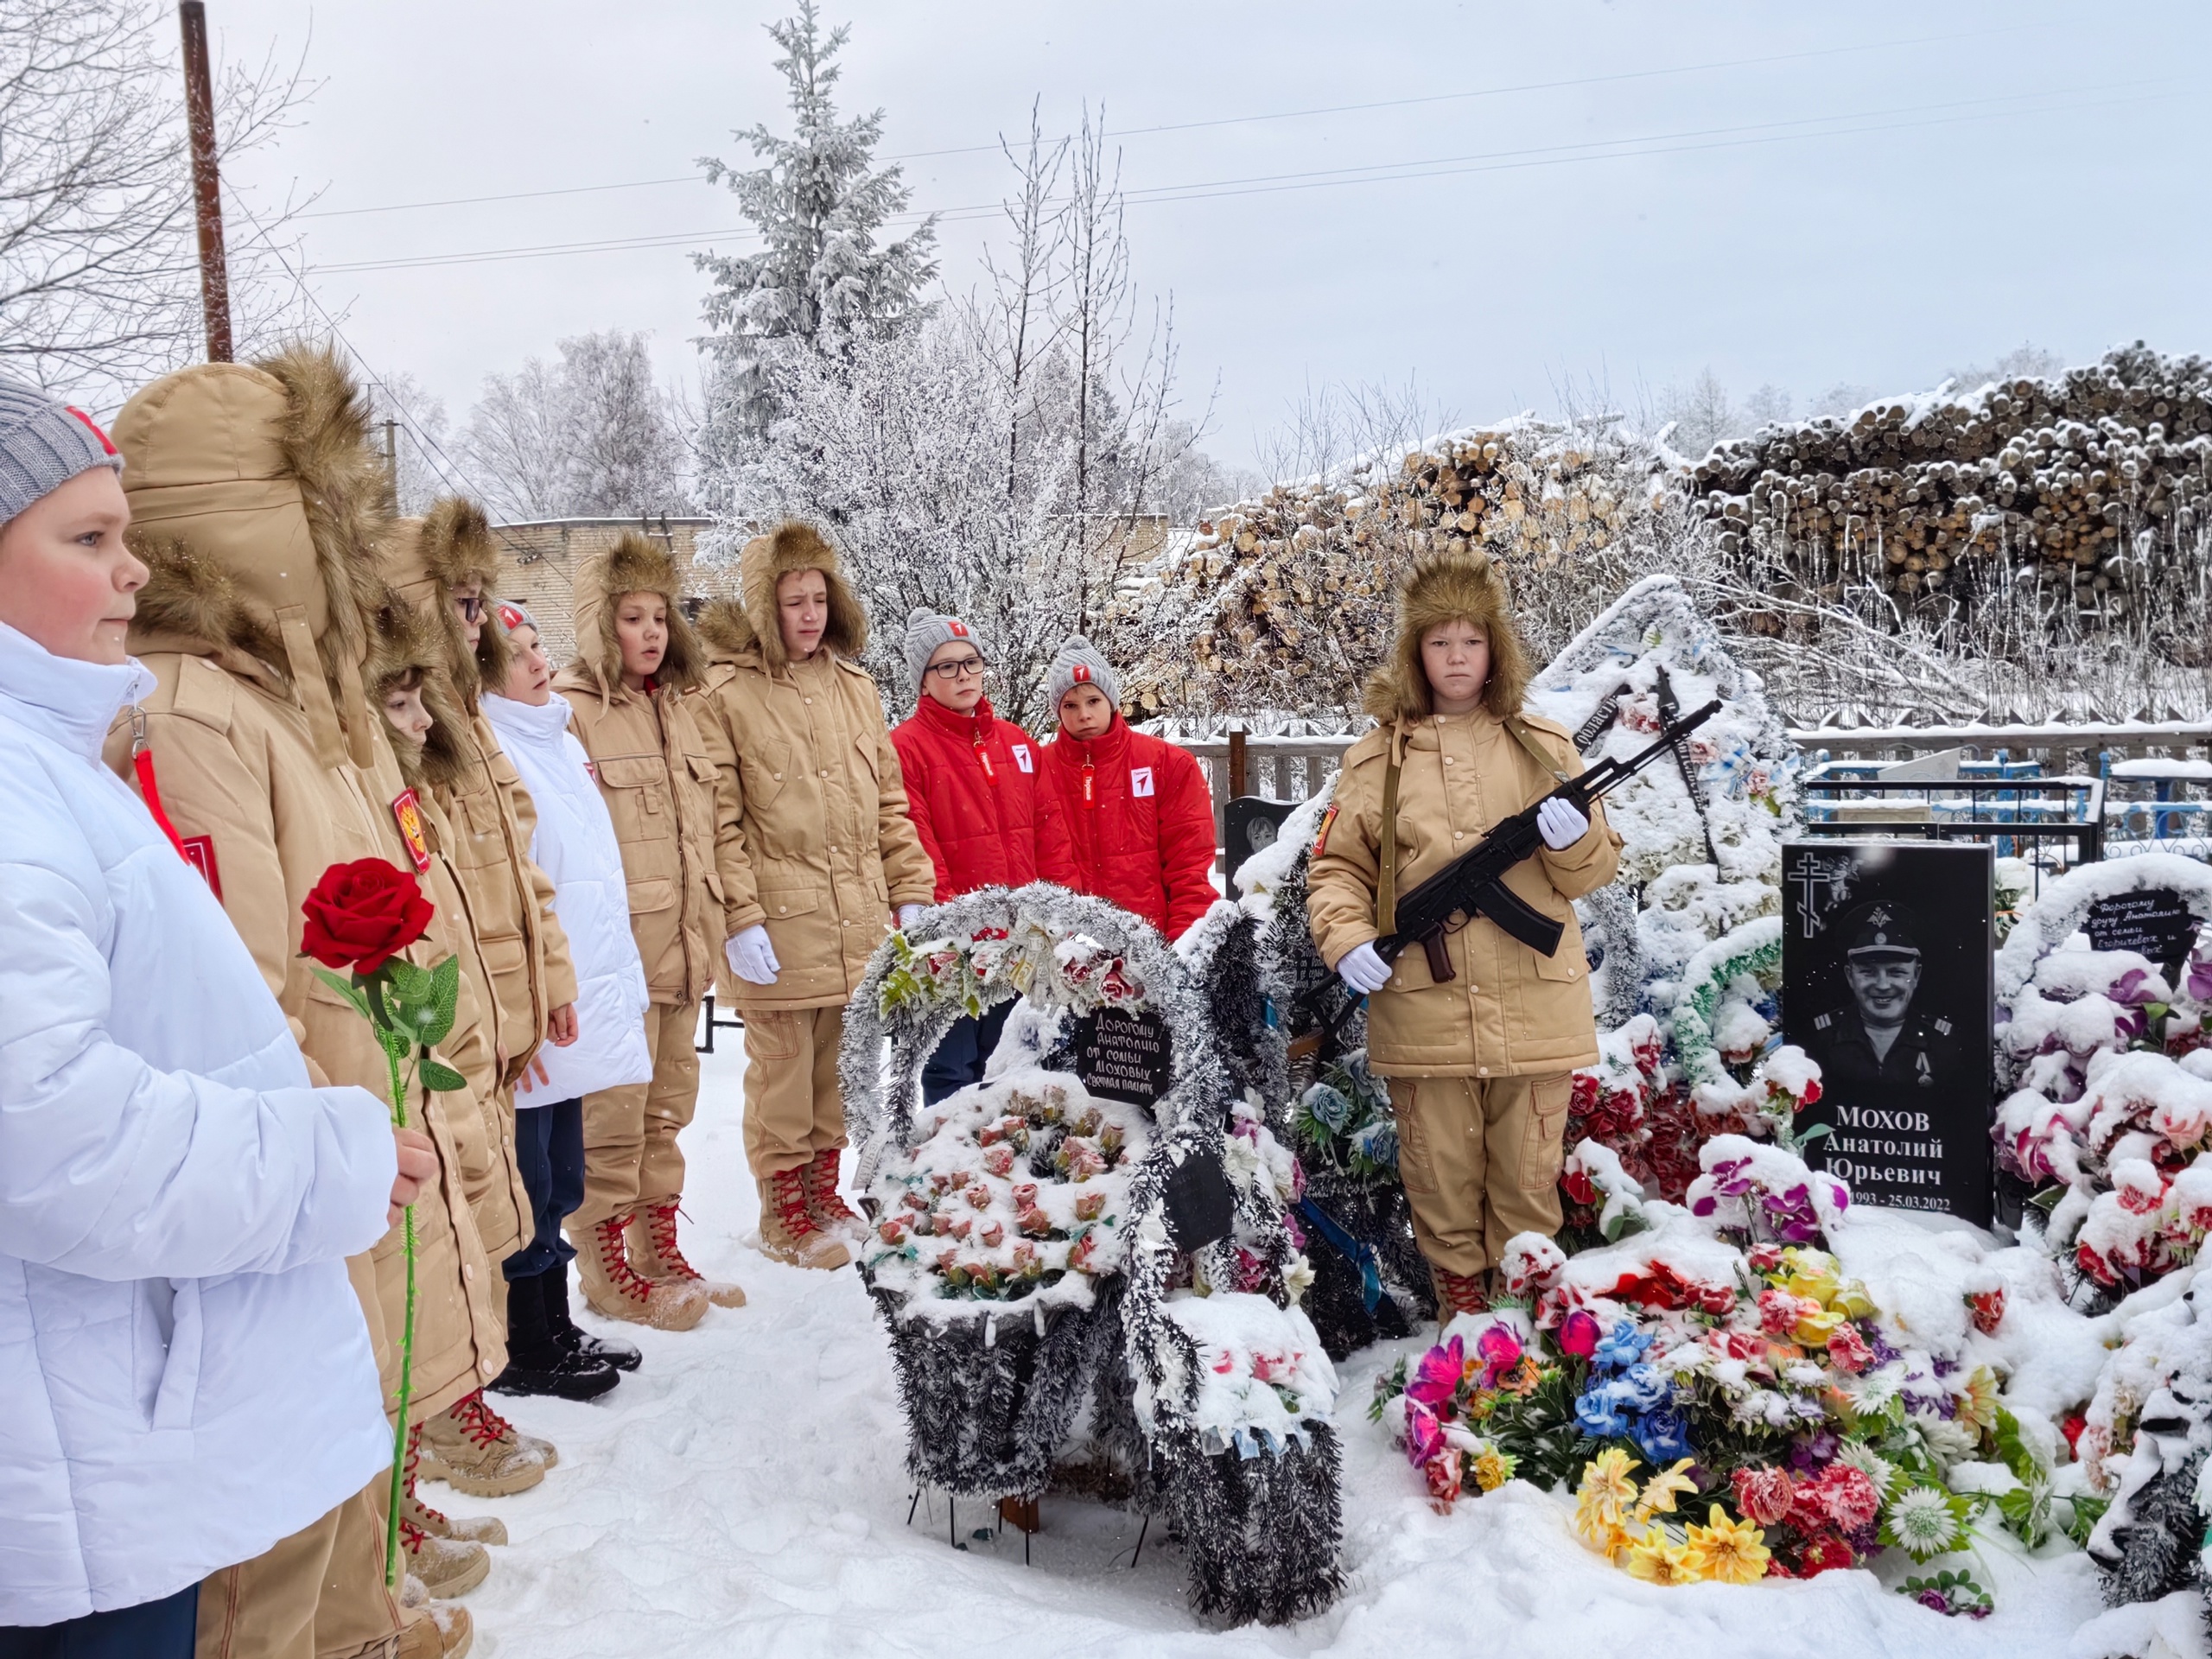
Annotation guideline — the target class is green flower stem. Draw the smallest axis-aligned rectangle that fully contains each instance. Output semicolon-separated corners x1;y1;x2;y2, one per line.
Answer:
374;972;419;1592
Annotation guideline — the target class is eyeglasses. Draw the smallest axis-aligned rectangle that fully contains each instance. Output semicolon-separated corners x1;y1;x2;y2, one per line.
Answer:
926;656;988;681
455;595;485;622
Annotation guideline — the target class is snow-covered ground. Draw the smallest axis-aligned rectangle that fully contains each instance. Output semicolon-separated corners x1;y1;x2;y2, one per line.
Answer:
438;1040;2108;1657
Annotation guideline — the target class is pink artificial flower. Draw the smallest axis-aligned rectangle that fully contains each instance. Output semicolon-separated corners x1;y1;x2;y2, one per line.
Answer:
1476;1324;1524;1390
1405;1337;1466;1411
1404;1400;1446;1467
1559;1309;1602;1358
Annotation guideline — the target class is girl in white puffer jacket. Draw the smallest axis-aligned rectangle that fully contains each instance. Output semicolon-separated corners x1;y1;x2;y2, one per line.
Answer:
480;602;656;1374
0;379;408;1649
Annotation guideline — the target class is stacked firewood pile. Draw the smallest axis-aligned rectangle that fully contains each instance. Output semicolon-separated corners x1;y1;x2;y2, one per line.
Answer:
1116;418;1668;721
1689;342;2212;619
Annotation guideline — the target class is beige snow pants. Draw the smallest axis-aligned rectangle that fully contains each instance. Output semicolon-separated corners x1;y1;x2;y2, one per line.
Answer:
573;1001;702;1229
740;1004;846;1179
1387;1072;1571;1278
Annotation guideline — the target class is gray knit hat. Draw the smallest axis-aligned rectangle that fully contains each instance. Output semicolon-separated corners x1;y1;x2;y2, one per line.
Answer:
492;599;540;637
0;378;123;524
903;605;987;686
1046;635;1120;710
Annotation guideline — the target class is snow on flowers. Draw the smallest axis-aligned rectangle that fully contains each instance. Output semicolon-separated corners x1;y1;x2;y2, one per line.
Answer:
1374;1135;2020;1586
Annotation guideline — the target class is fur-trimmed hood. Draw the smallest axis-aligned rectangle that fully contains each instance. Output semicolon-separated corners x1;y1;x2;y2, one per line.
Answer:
566;531;704;698
116;345;393;769
696;519;868;674
1362;548;1532;728
365;582;476;793
379;497;511;707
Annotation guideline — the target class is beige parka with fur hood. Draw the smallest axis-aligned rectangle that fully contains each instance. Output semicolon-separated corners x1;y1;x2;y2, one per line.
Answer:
1308;550;1623;1078
365;590;532;1266
105;349;506;1419
550;533;721;1007
690;521;936;1012
381;499;578;1079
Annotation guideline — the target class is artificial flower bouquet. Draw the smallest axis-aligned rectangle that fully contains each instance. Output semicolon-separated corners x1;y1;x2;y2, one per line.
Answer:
1375;1135;2053;1591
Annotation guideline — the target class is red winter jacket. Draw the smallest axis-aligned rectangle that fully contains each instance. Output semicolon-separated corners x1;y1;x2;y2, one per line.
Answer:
891;693;1077;903
1042;714;1217;940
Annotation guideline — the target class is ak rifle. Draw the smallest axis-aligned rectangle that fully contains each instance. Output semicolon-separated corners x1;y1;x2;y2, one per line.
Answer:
1319;698;1722;1040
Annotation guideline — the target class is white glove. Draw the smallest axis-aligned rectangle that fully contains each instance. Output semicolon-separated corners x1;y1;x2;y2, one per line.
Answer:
725;925;781;986
1537;797;1590;852
1337;940;1393;995
897;904;927;931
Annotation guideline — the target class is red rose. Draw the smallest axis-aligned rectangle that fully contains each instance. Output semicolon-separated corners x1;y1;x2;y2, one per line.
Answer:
301;858;435;975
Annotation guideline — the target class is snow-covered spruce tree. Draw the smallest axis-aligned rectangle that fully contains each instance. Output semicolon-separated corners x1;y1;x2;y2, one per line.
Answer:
691;2;938;512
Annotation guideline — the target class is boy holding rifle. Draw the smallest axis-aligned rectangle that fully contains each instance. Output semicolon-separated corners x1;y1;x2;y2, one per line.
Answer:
1308;550;1623;1319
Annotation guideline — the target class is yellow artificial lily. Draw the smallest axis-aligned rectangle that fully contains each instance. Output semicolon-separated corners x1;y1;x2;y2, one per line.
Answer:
1679;1504;1771;1586
1633;1458;1699;1522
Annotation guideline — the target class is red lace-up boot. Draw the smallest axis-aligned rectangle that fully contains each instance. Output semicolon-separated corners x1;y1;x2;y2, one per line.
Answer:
569;1211;707;1330
758;1166;851;1270
629;1198;746;1308
801;1148;866;1243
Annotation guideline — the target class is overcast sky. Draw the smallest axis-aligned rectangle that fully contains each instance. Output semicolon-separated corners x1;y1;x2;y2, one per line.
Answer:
207;0;2209;474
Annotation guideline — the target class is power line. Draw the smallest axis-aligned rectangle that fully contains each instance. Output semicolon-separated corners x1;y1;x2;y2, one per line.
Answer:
308;78;2172;276
294;22;2031;222
226;197;517;519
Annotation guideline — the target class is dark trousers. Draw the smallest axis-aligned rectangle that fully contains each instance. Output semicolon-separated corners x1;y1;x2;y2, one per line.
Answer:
0;1584;197;1659
505;1096;586;1281
921;1002;1014;1105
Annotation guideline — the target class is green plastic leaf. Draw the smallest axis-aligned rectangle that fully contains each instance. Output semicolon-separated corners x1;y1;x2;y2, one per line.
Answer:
417;956;461;1048
2063;1493;2111;1547
382;958;432;1006
310;966;373;1021
418;1058;467;1093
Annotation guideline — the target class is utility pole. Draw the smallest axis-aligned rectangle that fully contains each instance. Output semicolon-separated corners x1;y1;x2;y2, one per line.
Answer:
178;3;232;362
382;418;399;512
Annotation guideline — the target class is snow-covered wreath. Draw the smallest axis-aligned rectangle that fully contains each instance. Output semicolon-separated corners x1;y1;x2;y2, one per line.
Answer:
840;882;1344;1626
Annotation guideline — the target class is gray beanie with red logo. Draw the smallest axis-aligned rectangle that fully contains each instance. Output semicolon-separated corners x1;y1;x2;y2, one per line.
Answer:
0;377;123;524
1046;635;1120;709
903;606;988;688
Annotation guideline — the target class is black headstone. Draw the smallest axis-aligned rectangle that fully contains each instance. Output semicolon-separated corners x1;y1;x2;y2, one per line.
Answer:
1073;1007;1173;1107
1160;1142;1237;1251
1225;797;1298;898
1780;841;1996;1227
2084;887;2198;980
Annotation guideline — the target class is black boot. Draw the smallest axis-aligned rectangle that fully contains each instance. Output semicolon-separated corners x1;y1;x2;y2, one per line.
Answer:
543;1262;641;1373
489;1271;620;1400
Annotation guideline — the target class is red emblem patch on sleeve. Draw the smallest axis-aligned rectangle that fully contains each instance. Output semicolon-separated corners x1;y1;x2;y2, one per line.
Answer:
1313;803;1339;857
391;789;433;874
178;835;221;899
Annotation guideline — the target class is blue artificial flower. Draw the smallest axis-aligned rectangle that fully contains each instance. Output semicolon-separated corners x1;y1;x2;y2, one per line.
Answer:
1592;1319;1653;1373
1630;1405;1694;1464
1350;1119;1400;1172
1302;1084;1353;1134
1574;1385;1630;1439
1618;1363;1671;1413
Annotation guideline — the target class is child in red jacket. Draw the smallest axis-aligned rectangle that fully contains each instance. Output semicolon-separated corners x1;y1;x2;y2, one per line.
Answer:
892;607;1077;1101
1040;635;1217;943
